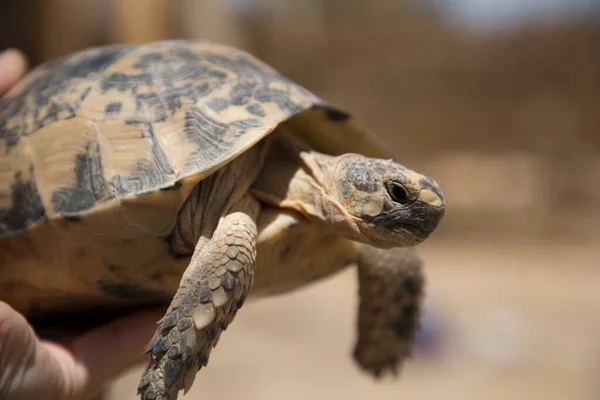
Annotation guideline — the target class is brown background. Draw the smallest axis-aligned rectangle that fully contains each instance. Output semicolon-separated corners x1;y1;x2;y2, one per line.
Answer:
1;1;599;399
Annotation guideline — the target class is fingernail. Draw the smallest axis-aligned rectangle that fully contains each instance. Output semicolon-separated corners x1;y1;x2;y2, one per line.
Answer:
0;48;11;67
0;48;18;70
0;48;16;57
0;48;27;76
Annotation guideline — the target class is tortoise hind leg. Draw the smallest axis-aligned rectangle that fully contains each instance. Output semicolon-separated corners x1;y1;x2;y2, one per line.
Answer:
353;245;425;377
138;195;259;400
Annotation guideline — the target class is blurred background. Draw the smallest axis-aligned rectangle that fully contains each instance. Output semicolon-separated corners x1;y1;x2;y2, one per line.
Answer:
1;0;599;399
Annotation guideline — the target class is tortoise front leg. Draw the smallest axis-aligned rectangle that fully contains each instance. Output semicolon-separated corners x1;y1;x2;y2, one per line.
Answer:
138;195;260;400
353;245;425;377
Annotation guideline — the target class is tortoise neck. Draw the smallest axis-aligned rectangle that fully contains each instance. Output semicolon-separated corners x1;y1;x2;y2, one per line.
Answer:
251;130;361;239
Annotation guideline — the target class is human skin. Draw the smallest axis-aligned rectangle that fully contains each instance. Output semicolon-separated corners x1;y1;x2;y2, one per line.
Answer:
0;48;164;400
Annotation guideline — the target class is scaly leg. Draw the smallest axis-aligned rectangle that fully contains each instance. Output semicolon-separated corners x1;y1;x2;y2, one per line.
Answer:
353;245;425;377
138;195;259;400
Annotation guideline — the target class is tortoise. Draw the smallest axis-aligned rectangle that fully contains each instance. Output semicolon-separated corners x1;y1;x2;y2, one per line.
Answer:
0;39;445;399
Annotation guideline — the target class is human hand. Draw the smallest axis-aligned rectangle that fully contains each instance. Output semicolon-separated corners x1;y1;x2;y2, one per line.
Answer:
0;49;165;399
0;303;165;399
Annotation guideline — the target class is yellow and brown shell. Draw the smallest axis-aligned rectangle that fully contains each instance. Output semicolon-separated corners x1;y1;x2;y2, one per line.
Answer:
0;39;331;236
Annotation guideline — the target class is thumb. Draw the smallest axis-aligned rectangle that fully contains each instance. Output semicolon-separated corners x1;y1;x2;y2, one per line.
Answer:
0;48;28;95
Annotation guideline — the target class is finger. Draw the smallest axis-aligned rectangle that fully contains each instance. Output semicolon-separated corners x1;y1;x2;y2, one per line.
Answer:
0;302;67;399
62;308;166;397
0;48;28;95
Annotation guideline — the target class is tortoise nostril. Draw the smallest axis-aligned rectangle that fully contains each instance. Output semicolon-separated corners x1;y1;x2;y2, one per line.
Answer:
387;182;410;204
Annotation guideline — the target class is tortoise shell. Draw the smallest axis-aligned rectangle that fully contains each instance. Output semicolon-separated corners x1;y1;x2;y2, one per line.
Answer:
0;39;392;316
0;39;390;237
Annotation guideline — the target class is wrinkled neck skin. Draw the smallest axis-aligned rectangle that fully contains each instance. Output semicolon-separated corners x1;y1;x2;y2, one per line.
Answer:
251;130;366;243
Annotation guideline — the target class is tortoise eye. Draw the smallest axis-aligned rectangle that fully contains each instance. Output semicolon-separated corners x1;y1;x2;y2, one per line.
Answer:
386;182;409;204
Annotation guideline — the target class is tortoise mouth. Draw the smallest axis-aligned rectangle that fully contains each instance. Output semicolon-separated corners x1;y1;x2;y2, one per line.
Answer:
393;223;430;239
370;200;445;239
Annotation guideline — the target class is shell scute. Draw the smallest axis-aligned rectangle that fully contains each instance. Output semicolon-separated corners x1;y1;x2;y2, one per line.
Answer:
0;46;131;145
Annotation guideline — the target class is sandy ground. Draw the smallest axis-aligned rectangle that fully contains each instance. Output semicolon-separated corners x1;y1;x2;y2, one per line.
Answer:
107;238;600;400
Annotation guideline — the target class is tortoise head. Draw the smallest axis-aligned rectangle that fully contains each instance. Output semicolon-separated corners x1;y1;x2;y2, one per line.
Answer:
327;155;445;247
